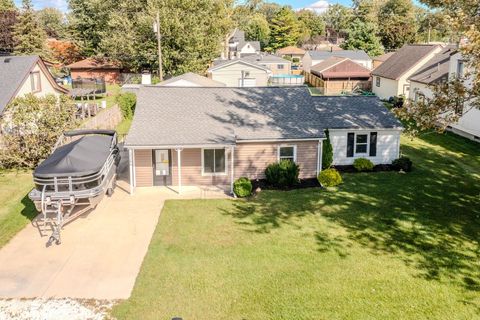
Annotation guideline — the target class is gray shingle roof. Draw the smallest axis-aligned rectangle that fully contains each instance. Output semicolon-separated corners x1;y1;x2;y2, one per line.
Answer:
158;72;226;87
0;55;39;114
408;45;456;85
308;50;371;61
241;53;290;64
125;87;402;147
372;44;440;80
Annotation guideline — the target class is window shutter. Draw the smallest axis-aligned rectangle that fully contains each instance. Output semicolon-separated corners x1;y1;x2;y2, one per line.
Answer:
370;132;377;157
347;133;354;157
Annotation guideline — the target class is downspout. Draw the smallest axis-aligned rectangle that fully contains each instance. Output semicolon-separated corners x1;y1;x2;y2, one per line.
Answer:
129;149;134;194
317;140;323;175
176;148;183;194
230;146;235;195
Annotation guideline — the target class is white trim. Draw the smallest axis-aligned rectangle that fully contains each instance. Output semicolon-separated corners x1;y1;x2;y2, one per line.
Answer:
354;132;369;156
176;148;183;194
129;149;134;194
126;144;234;150
132;149;136;189
277;144;297;162
236;138;325;143
329;128;403;132
201;148;228;176
208;60;270;73
317;140;323;174
230;146;234;194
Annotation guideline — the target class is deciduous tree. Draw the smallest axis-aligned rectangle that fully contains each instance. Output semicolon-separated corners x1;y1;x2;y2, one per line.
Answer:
36;7;66;38
265;6;300;52
341;18;384;56
378;0;417;50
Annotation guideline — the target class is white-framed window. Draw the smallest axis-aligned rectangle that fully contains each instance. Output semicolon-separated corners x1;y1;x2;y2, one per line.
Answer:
355;133;368;154
30;71;41;92
457;60;464;78
202;148;226;175
375;77;381;87
278;145;296;162
277;64;285;69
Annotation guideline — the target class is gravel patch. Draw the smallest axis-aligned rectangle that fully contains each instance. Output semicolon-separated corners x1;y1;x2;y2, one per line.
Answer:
0;299;114;320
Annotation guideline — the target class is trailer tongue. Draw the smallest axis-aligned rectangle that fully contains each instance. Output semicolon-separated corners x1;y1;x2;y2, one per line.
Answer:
29;130;120;246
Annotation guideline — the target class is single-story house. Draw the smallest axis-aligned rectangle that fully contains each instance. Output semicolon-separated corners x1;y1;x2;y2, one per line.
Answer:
124;86;403;193
371;44;442;100
276;46;306;63
408;46;480;141
158;72;226;87
241;53;292;75
0;55;69;116
372;52;395;69
227;29;261;59
310;57;371;95
207;59;272;87
303;50;372;72
66;58;121;83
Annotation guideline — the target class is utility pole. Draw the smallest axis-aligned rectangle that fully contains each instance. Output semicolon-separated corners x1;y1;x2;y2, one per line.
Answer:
155;11;163;81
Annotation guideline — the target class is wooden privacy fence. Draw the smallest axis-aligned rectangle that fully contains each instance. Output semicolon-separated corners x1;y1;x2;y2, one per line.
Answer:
304;71;325;89
80;104;122;131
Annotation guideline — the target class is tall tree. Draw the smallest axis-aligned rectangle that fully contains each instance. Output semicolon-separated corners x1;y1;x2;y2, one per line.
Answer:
323;4;352;32
341;18;384;56
0;0;17;54
378;0;417;49
36;7;66;38
100;0;234;75
244;13;270;48
13;0;48;57
265;6;300;52
67;0;111;56
0;0;15;10
296;9;325;45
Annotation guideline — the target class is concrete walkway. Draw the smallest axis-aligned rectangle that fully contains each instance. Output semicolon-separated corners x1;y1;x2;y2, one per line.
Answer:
0;174;230;299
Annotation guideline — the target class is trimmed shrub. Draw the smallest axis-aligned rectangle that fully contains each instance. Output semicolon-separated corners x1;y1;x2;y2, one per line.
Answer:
317;168;342;187
233;177;252;197
322;129;333;169
116;92;136;119
353;158;374;171
392;156;413;172
265;160;300;188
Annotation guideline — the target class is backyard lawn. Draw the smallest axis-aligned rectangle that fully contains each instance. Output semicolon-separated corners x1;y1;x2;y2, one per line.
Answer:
0;171;36;248
113;132;480;320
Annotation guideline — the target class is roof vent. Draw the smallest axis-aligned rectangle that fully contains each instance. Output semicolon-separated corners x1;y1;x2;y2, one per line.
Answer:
4;58;11;63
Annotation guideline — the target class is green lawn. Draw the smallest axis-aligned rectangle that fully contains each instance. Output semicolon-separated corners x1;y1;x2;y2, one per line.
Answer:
0;171;37;248
113;132;478;319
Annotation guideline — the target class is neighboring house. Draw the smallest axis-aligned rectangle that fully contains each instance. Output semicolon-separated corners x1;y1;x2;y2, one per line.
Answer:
124;86;402;193
371;44;442;100
207;59;272;87
241;54;292;75
0;55;69;116
372;52;395;69
158;72;226;87
66;58;121;83
303;50;372;72
408;46;480;140
276;46;306;63
226;29;260;59
310;57;372;95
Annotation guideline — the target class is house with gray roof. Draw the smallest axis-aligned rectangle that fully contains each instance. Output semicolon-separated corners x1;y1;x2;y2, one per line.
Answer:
124;86;402;193
0;55;68;116
158;72;226;87
303;50;372;72
371;44;442;99
227;29;261;59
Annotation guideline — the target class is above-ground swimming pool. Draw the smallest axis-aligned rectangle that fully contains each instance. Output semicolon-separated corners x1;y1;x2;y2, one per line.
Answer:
270;74;305;85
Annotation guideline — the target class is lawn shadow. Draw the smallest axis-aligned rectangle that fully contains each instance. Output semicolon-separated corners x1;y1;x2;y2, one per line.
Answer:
222;133;480;294
21;194;38;222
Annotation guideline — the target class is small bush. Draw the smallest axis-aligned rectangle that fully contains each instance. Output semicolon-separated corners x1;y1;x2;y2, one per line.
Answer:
392;156;413;172
317;168;342;187
233;177;252;197
116;92;136;119
353;158;374;171
265;160;300;188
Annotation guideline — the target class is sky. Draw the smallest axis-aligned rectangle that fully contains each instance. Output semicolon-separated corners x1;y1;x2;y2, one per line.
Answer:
15;0;351;13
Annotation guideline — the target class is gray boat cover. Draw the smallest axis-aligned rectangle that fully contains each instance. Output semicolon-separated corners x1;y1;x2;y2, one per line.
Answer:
34;135;114;178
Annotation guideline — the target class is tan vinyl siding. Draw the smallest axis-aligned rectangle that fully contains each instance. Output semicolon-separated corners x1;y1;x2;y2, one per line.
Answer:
134;149;153;187
171;148;230;186
235;141;319;180
209;62;269;87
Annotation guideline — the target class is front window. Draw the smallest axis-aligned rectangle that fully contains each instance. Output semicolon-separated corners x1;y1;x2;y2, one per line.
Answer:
203;148;226;175
457;61;464;78
279;146;296;162
355;134;368;154
30;72;41;92
277;64;285;69
376;77;381;87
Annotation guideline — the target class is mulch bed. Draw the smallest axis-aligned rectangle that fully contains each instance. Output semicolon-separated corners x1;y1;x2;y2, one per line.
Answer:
333;164;395;173
251;178;321;193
